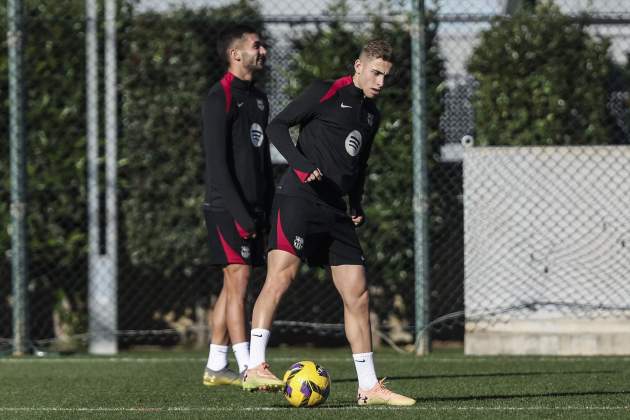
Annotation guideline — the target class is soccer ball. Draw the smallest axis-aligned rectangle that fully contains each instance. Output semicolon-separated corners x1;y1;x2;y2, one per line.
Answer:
282;361;331;408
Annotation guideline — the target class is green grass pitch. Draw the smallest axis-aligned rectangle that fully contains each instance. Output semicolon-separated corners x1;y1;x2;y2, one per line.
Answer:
1;347;629;419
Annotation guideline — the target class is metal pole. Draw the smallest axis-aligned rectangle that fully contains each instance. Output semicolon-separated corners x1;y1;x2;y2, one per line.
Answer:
87;0;117;355
104;0;118;353
86;0;106;354
410;0;430;355
8;0;29;356
85;0;99;353
86;0;98;309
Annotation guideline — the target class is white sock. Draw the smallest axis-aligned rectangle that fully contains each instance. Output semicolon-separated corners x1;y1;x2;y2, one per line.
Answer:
249;328;270;368
232;341;250;373
207;344;229;371
353;352;377;390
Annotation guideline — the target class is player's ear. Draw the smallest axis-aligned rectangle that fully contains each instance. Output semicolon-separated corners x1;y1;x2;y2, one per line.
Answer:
229;47;241;62
354;58;362;75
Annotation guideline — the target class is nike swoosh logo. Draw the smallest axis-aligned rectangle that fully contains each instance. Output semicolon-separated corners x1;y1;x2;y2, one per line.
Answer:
355;359;366;363
237;102;244;107
252;334;263;337
341;102;352;109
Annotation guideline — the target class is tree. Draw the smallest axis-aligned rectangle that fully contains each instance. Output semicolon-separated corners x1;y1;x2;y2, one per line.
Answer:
468;2;613;146
0;0;266;344
1;0;93;342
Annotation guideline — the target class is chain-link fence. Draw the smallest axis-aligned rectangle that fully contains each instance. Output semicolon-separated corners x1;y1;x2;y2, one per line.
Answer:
2;0;630;354
465;146;630;322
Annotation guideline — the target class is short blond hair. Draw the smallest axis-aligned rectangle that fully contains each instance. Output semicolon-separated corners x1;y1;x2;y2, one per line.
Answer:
360;39;393;62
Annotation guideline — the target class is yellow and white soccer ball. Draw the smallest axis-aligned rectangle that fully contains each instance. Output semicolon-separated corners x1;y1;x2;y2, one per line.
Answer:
282;361;331;408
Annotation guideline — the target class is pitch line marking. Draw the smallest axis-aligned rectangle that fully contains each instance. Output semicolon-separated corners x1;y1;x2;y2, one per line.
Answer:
3;356;630;364
1;406;629;412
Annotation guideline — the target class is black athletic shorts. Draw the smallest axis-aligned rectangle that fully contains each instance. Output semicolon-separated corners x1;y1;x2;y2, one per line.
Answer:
268;194;365;267
203;205;265;267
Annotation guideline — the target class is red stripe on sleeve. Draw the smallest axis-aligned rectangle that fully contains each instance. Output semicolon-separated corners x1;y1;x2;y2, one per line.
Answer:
319;75;353;103
293;168;310;183
219;72;234;113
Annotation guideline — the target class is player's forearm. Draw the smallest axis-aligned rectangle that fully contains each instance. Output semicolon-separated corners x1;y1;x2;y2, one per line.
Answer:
204;132;255;231
212;172;255;233
348;186;364;209
267;122;317;182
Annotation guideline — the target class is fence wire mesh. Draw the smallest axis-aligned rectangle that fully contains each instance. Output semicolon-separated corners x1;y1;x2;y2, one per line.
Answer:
2;0;630;353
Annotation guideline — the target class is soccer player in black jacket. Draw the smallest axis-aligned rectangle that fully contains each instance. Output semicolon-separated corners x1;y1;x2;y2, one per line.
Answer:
200;25;273;387
242;40;415;405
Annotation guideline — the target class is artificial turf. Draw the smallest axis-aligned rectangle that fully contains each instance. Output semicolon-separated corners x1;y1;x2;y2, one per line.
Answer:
1;346;629;419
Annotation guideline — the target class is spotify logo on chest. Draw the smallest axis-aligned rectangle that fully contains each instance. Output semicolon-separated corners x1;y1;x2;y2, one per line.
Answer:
250;123;264;147
344;130;362;156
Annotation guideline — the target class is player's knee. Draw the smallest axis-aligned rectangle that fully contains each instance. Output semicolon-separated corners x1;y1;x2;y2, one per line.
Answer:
264;268;294;297
224;264;250;280
347;288;369;312
223;265;249;293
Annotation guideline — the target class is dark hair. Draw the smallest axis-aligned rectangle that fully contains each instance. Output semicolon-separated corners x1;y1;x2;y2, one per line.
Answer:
216;24;259;66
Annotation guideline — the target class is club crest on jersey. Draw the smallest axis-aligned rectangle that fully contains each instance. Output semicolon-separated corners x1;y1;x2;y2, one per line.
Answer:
293;236;304;251
367;113;374;127
344;130;362;157
257;98;265;111
250;123;264;147
241;245;251;259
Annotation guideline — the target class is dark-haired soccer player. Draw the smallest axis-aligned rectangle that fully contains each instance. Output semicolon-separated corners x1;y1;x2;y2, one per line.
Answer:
242;40;415;405
200;25;273;387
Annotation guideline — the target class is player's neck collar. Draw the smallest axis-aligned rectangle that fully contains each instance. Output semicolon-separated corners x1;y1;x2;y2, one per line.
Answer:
348;75;366;98
225;71;253;90
348;82;364;98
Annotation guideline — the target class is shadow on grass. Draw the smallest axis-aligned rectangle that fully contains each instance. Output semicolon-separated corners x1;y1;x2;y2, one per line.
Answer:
261;388;630;408
332;369;618;383
415;389;630;403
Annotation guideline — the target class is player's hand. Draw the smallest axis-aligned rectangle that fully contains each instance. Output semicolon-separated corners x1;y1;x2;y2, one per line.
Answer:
350;205;365;227
351;214;364;227
306;168;323;182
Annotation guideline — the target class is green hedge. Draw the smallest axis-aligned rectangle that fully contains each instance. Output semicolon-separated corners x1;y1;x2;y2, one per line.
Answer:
119;2;264;277
468;2;614;146
0;0;265;341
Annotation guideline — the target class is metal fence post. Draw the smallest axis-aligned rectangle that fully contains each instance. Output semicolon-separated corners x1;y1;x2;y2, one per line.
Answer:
104;0;118;353
86;0;117;355
410;0;430;355
8;0;29;356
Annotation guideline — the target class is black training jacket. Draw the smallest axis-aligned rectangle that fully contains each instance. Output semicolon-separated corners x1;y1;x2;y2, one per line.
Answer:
267;75;381;211
201;72;273;234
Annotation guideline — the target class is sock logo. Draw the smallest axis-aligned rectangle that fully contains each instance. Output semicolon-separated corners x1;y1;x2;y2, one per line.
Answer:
355;359;366;363
252;333;263;338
